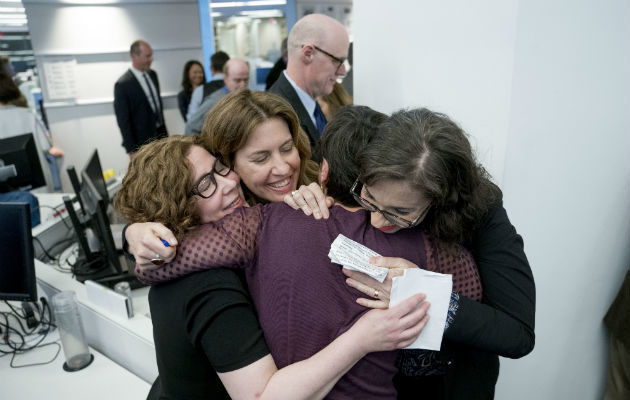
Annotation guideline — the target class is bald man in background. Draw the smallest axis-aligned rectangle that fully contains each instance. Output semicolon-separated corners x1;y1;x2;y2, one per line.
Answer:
184;58;250;135
114;40;167;158
269;14;349;159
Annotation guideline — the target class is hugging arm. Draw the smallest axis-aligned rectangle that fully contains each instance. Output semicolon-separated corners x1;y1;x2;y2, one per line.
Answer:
175;268;430;400
217;293;430;400
344;202;535;358
135;206;265;284
445;200;535;358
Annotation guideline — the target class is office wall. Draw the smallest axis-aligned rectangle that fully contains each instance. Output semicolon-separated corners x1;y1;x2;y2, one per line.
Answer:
355;1;629;399
23;0;203;192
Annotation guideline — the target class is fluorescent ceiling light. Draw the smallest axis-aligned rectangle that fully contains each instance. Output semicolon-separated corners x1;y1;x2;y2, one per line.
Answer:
0;13;25;18
211;1;286;9
0;20;26;24
211;12;222;17
0;7;24;12
239;9;283;18
58;0;120;4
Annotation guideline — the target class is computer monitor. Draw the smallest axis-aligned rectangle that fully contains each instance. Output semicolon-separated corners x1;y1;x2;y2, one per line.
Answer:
62;164;123;283
0;133;46;193
82;150;109;205
80;171;122;276
0;202;37;302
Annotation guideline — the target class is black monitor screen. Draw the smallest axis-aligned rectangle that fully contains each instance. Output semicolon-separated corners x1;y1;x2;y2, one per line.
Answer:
80;170;122;275
0;202;37;301
82;150;109;205
0;133;46;193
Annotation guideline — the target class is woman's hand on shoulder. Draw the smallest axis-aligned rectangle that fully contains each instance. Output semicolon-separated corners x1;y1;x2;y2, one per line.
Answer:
352;293;430;353
126;222;178;269
283;182;334;220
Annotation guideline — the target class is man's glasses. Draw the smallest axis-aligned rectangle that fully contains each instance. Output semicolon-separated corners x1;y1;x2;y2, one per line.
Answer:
190;158;232;199
350;179;430;228
311;44;348;73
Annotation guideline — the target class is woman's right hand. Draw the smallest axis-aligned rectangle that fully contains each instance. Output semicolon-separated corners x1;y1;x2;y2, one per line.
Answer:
126;222;178;269
352;293;430;353
284;182;334;219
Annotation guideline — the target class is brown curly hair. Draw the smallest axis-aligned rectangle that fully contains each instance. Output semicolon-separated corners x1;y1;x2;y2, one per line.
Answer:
113;135;202;240
357;108;500;248
200;89;318;205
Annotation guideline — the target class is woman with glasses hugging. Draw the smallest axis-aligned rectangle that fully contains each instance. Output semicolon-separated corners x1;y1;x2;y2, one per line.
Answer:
123;90;331;266
129;106;484;399
288;108;536;399
115;133;430;400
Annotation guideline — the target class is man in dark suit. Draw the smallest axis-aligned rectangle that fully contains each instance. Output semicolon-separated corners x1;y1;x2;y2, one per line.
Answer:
265;38;287;90
114;40;167;158
269;14;349;160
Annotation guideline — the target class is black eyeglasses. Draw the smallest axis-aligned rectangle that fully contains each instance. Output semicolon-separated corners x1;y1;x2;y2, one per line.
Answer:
190;158;232;199
311;44;347;73
350;179;430;228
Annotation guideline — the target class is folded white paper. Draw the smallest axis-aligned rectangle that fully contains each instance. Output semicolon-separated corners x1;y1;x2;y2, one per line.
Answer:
389;269;453;351
328;234;388;282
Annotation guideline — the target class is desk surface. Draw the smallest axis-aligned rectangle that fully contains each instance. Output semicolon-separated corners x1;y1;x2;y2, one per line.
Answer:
1;339;151;399
35;258;158;383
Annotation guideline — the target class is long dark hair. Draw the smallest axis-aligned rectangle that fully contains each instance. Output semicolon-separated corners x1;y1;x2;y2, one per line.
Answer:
318;105;386;207
358;108;499;247
181;60;205;95
0;72;21;104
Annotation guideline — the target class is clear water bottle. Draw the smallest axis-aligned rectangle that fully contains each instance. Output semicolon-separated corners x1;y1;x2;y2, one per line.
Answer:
52;291;93;371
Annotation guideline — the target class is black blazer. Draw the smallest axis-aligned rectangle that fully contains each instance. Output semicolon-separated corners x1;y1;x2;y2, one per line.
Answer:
114;69;167;153
268;73;320;160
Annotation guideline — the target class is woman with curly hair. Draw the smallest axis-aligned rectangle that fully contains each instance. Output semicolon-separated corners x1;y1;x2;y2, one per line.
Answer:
124;89;325;266
177;60;205;121
114;134;429;400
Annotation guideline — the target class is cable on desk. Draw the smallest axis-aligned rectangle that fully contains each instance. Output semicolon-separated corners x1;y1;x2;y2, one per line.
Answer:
38;204;73;231
1;298;61;368
33;236;58;263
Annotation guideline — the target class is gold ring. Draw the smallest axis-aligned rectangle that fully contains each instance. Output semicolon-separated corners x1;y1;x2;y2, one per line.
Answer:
374;289;379;298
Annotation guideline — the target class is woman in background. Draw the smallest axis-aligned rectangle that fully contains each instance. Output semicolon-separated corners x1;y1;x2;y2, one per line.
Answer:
318;82;352;121
0;72;63;192
177;60;205;121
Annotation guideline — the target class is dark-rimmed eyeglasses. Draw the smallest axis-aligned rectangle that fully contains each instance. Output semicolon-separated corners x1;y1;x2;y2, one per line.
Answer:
190;158;232;199
350;179;430;228
310;44;347;73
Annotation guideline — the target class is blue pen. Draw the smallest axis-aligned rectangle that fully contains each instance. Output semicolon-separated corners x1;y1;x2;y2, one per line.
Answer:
159;238;170;247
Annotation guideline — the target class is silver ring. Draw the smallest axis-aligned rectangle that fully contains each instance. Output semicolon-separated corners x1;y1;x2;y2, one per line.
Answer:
291;190;299;197
374;289;379;298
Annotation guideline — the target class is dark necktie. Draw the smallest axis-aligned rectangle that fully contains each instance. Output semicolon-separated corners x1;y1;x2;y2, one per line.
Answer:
143;72;162;126
314;101;327;136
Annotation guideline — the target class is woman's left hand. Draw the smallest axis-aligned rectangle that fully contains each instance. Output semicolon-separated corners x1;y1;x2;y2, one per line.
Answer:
283;182;334;219
344;256;421;309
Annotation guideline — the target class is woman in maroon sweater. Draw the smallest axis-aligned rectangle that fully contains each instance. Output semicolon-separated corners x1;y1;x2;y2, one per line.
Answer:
287;108;535;399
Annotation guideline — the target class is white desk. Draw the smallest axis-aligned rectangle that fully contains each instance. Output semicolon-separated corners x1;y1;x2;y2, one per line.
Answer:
1;341;151;399
34;259;158;383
